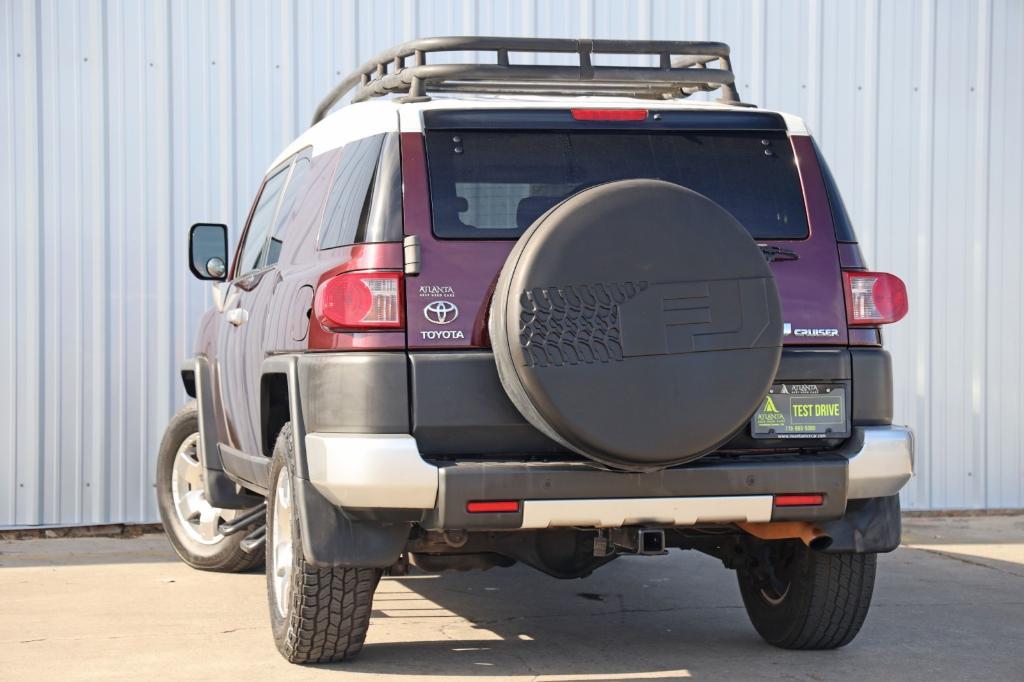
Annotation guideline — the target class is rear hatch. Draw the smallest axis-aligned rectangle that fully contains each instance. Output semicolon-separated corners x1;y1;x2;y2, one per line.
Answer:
401;107;848;351
398;106;855;456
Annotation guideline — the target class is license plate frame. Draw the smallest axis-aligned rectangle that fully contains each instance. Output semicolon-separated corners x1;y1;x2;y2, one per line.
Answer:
750;383;849;439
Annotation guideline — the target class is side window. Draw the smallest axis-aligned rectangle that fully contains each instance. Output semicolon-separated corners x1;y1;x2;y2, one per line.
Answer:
264;156;311;267
319;134;385;249
235;165;290;276
362;132;404;243
813;140;858;243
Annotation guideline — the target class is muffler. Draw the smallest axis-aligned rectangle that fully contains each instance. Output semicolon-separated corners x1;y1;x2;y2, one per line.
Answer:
738;521;833;551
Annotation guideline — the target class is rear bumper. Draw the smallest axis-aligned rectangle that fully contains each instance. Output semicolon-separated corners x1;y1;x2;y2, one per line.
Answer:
305;425;913;530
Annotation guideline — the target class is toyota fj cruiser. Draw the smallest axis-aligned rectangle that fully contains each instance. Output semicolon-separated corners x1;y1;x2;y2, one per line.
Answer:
157;38;913;664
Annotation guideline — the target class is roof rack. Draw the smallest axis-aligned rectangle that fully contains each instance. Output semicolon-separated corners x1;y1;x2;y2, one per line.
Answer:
311;36;742;125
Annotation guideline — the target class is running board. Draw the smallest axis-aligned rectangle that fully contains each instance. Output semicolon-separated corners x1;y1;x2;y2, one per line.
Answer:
218;502;267;536
240;525;266;554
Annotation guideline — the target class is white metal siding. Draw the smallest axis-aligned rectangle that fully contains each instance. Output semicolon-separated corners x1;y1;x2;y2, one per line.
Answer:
1;0;1021;526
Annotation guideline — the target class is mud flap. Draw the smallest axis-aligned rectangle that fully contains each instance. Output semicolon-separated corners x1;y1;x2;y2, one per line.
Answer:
293;476;411;568
819;494;902;554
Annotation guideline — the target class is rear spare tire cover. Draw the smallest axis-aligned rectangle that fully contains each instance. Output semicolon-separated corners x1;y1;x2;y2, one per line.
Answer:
490;179;783;471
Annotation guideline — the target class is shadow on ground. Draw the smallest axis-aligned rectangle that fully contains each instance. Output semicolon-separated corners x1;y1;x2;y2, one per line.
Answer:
335;555;757;680
1;518;1022;680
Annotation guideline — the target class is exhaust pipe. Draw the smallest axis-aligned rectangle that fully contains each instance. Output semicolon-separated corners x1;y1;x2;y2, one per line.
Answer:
738;521;833;551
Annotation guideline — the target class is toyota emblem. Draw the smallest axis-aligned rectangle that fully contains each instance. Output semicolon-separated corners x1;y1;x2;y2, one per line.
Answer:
423;300;459;325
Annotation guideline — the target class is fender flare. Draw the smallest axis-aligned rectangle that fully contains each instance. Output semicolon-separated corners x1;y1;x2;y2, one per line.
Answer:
260;354;310;477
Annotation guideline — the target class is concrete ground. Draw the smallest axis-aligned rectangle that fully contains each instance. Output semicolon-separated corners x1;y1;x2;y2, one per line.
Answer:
1;516;1021;681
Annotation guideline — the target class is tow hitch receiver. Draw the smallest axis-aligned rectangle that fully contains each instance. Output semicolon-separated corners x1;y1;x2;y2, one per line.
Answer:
594;528;668;557
639;528;666;554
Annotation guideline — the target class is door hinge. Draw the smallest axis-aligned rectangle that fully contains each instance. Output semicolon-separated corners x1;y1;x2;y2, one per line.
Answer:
403;234;421;276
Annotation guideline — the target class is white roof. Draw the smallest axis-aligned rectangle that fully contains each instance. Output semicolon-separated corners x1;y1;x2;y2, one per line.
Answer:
268;93;809;173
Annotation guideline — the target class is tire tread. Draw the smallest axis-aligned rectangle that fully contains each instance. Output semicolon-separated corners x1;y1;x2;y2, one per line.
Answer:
269;424;381;664
738;545;876;650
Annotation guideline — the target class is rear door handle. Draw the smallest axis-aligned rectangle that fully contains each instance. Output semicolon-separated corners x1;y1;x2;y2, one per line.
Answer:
226;308;249;327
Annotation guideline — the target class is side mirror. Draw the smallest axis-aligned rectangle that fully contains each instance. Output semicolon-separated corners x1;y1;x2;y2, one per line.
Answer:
188;223;229;281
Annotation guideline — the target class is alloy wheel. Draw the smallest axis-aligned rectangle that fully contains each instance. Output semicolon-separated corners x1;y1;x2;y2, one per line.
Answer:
170;433;236;544
271;465;294;618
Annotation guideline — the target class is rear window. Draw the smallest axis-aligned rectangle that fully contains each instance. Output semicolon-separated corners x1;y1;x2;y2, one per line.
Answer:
425;129;807;240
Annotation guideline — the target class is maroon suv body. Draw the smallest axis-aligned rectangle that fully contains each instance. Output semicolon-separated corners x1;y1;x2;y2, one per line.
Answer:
159;38;913;664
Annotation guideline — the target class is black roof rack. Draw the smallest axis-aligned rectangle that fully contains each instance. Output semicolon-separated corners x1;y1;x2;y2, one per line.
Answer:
311;36;742;125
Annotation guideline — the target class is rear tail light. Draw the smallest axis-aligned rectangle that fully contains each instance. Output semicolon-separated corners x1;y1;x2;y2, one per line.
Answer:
570;108;648;121
774;494;824;507
843;271;908;326
314;270;404;331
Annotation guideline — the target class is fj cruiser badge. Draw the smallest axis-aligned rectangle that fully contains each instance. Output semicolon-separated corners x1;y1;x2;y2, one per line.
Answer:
423;300;459;324
784;323;839;337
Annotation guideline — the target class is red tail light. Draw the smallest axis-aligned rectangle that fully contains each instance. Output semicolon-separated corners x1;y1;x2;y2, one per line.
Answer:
843;271;908;326
314;271;404;331
774;494;824;507
570;108;648;121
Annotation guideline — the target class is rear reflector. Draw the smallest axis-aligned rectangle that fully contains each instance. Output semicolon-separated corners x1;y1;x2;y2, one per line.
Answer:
314;270;404;331
466;500;520;513
843;270;908;326
774;494;825;507
570;108;648;121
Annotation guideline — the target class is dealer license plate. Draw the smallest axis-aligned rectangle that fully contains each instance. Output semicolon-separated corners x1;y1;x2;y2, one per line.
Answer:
751;384;849;439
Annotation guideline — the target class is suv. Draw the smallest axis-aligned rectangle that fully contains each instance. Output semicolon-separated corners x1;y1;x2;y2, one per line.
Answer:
157;38;913;663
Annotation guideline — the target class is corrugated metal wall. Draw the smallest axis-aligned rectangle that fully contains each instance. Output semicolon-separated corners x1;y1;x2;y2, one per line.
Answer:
1;0;1021;527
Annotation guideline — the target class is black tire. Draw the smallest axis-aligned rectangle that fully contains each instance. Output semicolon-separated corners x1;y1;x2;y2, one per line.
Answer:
155;401;264;573
737;541;877;649
266;423;382;664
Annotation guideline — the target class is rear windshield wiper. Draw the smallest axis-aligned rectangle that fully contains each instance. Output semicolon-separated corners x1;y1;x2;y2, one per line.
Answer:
759;245;799;263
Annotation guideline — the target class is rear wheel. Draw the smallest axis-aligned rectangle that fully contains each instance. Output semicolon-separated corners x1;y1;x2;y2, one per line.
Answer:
266;423;381;664
156;402;263;572
737;540;876;649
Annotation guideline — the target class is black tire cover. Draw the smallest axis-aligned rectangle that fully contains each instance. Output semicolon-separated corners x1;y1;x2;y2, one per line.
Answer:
489;179;783;471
